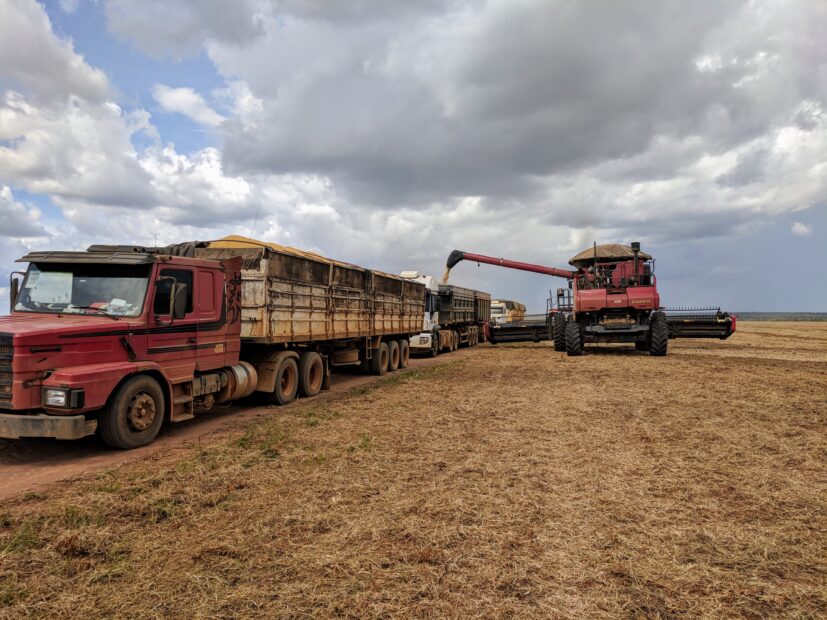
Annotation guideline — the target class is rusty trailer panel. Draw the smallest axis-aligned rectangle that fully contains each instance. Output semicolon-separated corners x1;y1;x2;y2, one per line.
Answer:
196;237;425;344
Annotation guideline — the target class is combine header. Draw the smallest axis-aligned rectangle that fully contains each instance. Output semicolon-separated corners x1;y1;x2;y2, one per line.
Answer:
664;307;736;339
447;242;738;357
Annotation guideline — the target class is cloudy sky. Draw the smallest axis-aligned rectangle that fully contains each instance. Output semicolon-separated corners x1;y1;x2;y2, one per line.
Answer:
0;0;824;312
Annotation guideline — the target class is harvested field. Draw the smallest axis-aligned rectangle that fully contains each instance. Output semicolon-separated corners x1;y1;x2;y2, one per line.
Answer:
1;322;825;618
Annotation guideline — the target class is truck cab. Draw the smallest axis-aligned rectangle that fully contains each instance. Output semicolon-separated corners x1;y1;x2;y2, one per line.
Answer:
1;249;254;448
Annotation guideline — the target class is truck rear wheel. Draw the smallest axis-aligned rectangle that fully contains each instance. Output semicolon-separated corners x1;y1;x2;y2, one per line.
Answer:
452;331;459;351
387;340;400;371
269;357;299;405
399;339;410;368
371;342;389;375
649;312;668;357
99;375;165;449
299;352;324;397
565;321;583;357
552;314;566;351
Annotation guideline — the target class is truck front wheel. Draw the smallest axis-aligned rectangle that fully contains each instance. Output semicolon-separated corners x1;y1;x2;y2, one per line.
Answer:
99;375;165;449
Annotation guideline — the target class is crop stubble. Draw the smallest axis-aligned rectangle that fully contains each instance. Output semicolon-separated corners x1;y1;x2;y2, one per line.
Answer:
0;322;825;618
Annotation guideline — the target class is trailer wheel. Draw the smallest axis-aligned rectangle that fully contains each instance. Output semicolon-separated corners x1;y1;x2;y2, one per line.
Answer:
99;375;165;449
552;314;566;352
266;357;298;405
387;340;400;372
399;339;410;368
299;352;324;397
452;331;459;351
565;321;583;356
371;342;389;375
649;312;668;357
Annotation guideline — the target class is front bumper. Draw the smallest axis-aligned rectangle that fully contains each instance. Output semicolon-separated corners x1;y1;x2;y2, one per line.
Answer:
0;413;97;440
409;333;433;350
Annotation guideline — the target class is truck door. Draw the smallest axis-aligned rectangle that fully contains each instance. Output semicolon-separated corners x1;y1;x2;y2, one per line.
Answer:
147;267;198;383
193;268;227;371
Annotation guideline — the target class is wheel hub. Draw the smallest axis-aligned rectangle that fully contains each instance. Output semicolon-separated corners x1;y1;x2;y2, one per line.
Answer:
127;393;156;431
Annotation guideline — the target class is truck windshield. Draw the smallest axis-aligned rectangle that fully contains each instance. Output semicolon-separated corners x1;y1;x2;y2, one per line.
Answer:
14;263;150;317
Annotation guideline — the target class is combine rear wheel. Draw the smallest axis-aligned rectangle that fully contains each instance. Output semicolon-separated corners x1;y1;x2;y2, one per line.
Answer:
552;314;566;351
649;312;668;356
565;321;583;356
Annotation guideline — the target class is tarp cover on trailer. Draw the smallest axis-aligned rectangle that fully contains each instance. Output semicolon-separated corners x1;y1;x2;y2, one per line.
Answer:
568;244;652;267
206;235;402;280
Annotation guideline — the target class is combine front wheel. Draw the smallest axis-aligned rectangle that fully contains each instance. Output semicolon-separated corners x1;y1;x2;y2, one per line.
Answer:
649;312;668;356
552;314;566;351
565;321;583;356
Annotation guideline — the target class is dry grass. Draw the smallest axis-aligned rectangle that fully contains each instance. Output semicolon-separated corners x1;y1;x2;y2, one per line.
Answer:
1;322;825;618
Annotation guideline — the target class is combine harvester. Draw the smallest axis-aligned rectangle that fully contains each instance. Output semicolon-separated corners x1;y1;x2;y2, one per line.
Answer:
446;242;735;356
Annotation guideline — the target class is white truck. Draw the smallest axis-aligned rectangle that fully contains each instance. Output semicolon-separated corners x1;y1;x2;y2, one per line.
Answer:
400;271;491;356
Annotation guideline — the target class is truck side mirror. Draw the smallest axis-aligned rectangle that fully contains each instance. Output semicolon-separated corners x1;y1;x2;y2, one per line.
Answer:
154;276;178;324
9;276;20;313
172;283;188;319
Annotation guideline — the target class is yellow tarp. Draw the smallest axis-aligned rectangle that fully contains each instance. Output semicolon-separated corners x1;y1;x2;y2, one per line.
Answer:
208;235;401;279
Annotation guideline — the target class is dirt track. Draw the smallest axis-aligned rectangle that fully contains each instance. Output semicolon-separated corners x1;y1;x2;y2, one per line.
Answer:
0;322;825;618
0;352;473;501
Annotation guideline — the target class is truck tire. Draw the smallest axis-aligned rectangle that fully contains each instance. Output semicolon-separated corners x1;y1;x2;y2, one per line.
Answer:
371;342;389;375
430;334;439;357
268;357;299;405
299;352;324;397
99;375;165;449
399;339;410;368
387;340;400;372
552;314;566;352
649;312;668;357
565;321;583;357
453;331;460;351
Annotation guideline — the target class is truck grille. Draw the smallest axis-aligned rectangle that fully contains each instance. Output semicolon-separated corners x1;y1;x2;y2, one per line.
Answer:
0;334;11;409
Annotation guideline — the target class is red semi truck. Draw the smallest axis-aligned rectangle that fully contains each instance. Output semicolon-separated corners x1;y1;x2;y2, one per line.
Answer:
0;236;425;448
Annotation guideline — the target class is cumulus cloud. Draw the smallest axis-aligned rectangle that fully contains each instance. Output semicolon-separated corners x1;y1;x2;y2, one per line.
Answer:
152;84;226;127
790;222;813;237
0;185;47;237
104;0;264;58
2;0;827;312
0;0;109;101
